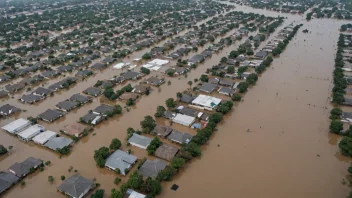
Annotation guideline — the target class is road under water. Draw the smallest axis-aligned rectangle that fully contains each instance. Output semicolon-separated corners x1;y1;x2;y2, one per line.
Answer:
0;3;351;198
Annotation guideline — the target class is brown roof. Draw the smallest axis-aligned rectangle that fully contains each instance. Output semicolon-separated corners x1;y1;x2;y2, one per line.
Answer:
119;92;139;100
152;125;173;138
63;123;90;137
154;144;179;161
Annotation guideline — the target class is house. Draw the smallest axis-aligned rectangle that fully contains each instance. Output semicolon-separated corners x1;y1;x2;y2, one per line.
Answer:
102;57;115;64
0;171;20;195
218;87;234;96
105;150;137;175
44;136;73;151
20;94;44;104
38;109;65;122
122;71;140;80
208;77;220;84
155;144;179;161
145;76;164;86
0;75;11;82
0;90;8;98
0;104;21;116
63;123;90;137
172;114;195;127
41;70;60;79
132;85;150;94
80;112;105;125
69;94;92;104
199;83;218;93
83;87;102;97
219;79;234;87
241;72;251;79
163;110;176;119
179;94;195;104
2;118;31;135
120;92;139;101
8;157;42;177
255;50;268;59
58;65;73;73
138;159;167;178
5;83;26;93
75;70;93;78
152;125;173;138
56;100;79;112
32;130;57;145
167;130;193;144
17;124;45;142
128;133;152;149
57;174;93;198
90;62;107;70
191;95;222;110
188;54;204;65
32;87;52;97
125;189;146;198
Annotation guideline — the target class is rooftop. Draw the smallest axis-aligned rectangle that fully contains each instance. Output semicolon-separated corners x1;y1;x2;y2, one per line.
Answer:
138;159;167;178
105;150;137;175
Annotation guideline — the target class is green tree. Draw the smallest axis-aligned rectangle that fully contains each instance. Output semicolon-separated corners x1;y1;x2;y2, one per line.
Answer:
111;188;123;198
187;81;193;89
330;120;343;134
176;92;183;98
156;166;177;181
141;177;162;196
48;176;54;183
154;106;166;117
246;73;258;85
0;145;8;155
91;189;105;198
126;98;135;106
231;93;241;101
114;177;121;185
127;128;136;139
61;175;65;181
140;67;150;75
94;147;110;167
220;57;228;63
339;136;352;157
181;142;201;157
147;137;162;155
227;66;235;74
126;171;144;189
110;138;122;150
165;98;177;108
171;157;185;169
200;74;209;82
142;53;152;60
209;112;223;124
140;116;156;133
330;108;342;120
238;82;249;93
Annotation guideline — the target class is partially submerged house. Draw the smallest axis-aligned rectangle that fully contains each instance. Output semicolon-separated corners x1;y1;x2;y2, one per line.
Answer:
121;71;141;80
125;189;146;198
105;150;137;175
17;124;45;142
44;136;73;151
120;92;139;101
38;109;65;122
128;133;152;149
32;87;52;97
32;130;57;145
69;94;92;104
0;104;21;116
63;123;90;137
167;130;193;144
138;159;167;178
255;50;268;59
218;86;234;96
172;114;195;127
2;118;31;135
57;174;93;198
154;144;179;161
132;85;150;94
145;76;165;86
56;100;79;112
199;83;217;94
20;94;44;104
179;94;196;104
8;157;42;177
93;104;114;115
0;171;20;195
83;87;102;97
80;112;105;125
152;125;173;138
191;95;222;110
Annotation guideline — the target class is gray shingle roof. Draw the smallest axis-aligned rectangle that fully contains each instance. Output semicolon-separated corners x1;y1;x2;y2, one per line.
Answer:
105;150;137;175
83;87;101;97
69;94;92;103
199;83;217;93
44;137;73;150
57;174;93;198
138;159;167;178
8;157;42;177
0;104;21;116
56;100;79;111
167;131;193;144
38;109;64;122
0;171;19;194
154;144;179;161
128;133;152;149
93;104;114;115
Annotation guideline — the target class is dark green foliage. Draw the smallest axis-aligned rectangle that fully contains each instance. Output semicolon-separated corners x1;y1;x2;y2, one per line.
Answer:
146;137;162;155
165;98;177;108
91;189;104;198
110;138;122;150
339;137;352;157
171;157;186;169
330;120;343;134
154;106;166;117
0;145;8;155
140;116;156;133
94;146;110;167
141;67;150;75
246;73;258;85
56;146;70;155
231;93;242;101
200;74;209;82
330;108;342;120
156;165;177;181
238;82;249;93
181;142;201;157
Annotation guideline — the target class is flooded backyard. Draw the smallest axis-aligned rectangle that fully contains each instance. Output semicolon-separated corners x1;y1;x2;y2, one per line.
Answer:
0;2;351;198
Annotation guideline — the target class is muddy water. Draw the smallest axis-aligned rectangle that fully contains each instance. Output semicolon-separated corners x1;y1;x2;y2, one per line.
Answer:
0;3;351;198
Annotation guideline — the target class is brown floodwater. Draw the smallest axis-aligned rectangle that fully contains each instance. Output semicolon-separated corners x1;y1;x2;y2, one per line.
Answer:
0;3;351;198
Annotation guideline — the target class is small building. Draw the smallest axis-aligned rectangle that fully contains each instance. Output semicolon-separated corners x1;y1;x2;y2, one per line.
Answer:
8;157;42;178
152;125;173;138
122;71;140;80
32;87;52;97
44;136;73;151
75;70;93;78
125;189;146;198
38;109;65;122
0;90;8;98
172;114;195;127
57;174;93;198
17;124;45;142
145;76;164;86
138;159;167;178
80;112;105;125
5;83;26;93
20;94;44;104
191;95;222;110
93;104;114;115
0;104;21;116
90;62;107;70
167;130;193;144
163;110;176;119
120;92;139;101
105;150;137;175
199;83;218;94
0;171;20;195
41;70;60;79
255;50;268;59
83;87;102;97
63;123;90;137
56;100;79;112
69;94;92;104
32;130;57;145
128;133;152;149
132;85;150;94
2;118;31;135
154;144;179;161
179;94;195;104
218;87;234;96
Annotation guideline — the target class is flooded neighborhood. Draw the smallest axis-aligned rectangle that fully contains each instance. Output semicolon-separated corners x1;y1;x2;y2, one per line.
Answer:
0;0;352;198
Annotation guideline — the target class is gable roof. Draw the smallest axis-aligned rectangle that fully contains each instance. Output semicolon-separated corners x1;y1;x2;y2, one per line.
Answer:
167;130;193;144
56;100;79;111
0;171;19;194
128;133;152;149
199;83;217;93
83;87;101;97
69;94;92;103
0;104;21;116
38;109;64;122
44;136;73;150
93;104;114;115
57;174;93;198
105;150;137;175
154;144;179;161
20;94;43;103
8;157;42;177
138;159;167;178
152;125;173;138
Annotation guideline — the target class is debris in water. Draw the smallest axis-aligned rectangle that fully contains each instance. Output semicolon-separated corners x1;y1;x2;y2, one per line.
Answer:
317;154;320;157
171;184;179;191
217;144;220;147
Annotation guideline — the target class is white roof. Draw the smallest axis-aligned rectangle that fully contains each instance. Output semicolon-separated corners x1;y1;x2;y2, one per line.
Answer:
18;124;45;140
173;114;195;126
191;95;222;109
129;191;146;198
113;62;130;69
32;130;57;145
148;59;169;66
1;118;31;134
